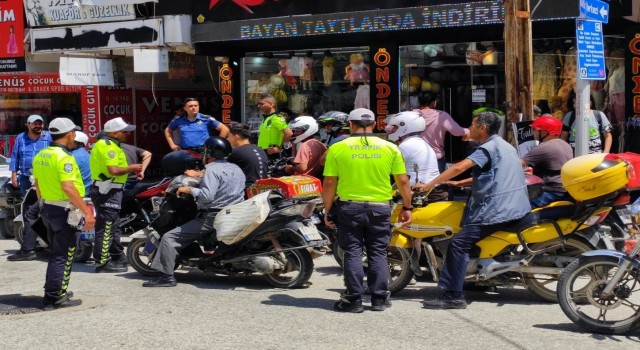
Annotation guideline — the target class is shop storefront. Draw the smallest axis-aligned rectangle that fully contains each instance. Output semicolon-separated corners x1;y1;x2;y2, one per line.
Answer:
192;0;633;161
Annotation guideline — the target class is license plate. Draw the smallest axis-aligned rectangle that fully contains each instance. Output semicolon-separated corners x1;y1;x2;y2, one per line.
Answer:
617;206;632;225
300;225;322;241
80;232;94;241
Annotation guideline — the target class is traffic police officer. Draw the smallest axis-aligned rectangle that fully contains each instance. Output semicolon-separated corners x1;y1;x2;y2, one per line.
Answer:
322;108;413;313
32;118;95;310
256;94;293;157
164;98;230;152
90;117;143;273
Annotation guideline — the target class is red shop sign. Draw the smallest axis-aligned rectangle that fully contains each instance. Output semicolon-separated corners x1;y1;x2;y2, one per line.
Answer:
0;73;82;94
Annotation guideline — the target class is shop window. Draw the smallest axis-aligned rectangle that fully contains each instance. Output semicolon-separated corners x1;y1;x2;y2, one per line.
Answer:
399;42;506;163
0;93;81;156
243;47;369;141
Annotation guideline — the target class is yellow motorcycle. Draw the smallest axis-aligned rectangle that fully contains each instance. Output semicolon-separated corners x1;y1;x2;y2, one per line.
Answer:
337;154;629;302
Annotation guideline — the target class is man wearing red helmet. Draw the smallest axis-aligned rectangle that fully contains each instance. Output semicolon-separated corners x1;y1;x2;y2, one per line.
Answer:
521;115;574;208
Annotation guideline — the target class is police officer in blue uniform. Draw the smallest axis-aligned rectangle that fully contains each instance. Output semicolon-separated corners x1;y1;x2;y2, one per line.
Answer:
32;118;96;310
164;98;230;152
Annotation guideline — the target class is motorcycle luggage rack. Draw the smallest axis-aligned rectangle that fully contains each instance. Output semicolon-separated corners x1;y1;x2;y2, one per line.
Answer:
514;192;616;255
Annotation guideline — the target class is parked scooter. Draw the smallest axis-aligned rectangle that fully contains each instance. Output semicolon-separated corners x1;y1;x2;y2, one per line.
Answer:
128;176;326;288
0;178;21;239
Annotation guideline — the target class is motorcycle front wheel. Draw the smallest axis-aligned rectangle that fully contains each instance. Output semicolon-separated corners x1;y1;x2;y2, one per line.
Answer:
264;244;314;288
557;255;640;335
127;238;162;277
523;238;592;302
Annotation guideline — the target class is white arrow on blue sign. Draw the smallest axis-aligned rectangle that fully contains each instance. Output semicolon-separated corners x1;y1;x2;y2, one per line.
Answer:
579;0;609;23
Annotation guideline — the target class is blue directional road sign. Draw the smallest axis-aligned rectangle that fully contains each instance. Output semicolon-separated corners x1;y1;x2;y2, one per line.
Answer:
579;0;609;24
576;19;606;80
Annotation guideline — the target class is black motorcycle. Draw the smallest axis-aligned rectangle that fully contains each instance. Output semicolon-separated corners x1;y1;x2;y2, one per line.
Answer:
13;177;172;262
127;179;326;289
0;178;21;239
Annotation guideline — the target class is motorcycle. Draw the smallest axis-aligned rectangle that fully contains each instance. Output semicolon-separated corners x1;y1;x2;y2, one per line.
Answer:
127;176;326;288
13;177;172;262
334;155;629;302
0;178;21;239
556;224;640;334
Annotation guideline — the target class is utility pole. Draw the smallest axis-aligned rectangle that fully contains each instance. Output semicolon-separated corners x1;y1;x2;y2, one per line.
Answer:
504;0;534;123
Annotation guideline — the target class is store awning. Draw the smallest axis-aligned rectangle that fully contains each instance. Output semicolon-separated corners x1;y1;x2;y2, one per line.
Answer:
192;1;581;44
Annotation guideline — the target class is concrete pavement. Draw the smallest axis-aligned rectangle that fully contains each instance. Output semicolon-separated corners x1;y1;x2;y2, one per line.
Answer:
0;238;638;349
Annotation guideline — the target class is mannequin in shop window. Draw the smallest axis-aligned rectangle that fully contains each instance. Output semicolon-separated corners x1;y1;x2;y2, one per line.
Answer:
278;58;298;90
300;52;314;91
322;51;335;86
344;53;369;86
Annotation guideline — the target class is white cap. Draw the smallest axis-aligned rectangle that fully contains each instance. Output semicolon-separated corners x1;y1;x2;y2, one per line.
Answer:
27;115;44;124
348;108;375;121
48;118;80;135
74;131;89;146
104;117;136;133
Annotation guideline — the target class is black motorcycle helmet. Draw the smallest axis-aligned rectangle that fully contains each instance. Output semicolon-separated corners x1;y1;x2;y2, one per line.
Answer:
204;136;232;160
161;150;202;177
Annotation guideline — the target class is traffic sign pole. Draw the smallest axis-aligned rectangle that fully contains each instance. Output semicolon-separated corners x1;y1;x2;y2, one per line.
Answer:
574;2;607;156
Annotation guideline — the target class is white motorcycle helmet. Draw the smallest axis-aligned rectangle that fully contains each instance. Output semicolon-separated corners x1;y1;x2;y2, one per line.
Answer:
384;111;426;142
288;116;319;144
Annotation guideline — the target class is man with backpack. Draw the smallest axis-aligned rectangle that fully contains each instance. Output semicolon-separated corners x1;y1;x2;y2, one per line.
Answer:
560;92;612;154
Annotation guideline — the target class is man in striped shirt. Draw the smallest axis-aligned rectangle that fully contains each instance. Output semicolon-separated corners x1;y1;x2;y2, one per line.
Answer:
10;115;52;194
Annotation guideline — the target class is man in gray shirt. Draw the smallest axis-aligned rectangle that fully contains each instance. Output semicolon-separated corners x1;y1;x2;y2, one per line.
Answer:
142;136;246;287
522;115;573;208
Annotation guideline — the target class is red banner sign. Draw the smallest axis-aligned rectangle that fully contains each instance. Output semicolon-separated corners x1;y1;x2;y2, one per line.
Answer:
0;0;25;72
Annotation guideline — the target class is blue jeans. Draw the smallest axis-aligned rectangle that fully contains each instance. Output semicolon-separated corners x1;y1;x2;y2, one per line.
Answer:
530;191;567;209
18;174;31;195
438;220;518;297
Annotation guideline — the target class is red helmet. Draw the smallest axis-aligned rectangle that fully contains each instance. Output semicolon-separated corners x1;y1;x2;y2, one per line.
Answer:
531;115;562;136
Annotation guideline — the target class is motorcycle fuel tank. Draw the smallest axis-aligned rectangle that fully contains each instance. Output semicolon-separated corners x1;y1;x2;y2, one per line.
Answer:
391;201;465;239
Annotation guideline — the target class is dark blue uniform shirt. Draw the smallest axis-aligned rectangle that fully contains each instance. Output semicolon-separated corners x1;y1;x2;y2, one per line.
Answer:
168;113;221;149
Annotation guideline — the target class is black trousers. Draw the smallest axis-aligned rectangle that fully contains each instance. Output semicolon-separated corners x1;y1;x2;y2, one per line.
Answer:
336;201;391;299
40;204;76;298
20;200;41;252
90;186;124;265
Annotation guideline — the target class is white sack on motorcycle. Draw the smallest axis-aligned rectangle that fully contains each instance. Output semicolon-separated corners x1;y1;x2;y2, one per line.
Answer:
214;191;271;245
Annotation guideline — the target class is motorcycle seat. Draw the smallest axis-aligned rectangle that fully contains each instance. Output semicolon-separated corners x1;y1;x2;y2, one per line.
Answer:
501;204;577;233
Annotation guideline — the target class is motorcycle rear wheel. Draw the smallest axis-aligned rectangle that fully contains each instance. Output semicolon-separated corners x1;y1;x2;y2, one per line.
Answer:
74;241;93;263
558;255;640;335
264;244;314;289
127;238;162;277
13;221;23;244
0;216;15;238
524;238;592;303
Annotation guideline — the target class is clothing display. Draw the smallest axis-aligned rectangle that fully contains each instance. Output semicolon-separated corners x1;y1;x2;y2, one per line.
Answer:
354;84;370;109
532;54;556;100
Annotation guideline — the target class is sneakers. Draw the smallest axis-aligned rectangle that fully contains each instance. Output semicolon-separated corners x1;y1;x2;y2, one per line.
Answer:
43;291;82;311
142;275;177;287
422;292;468;310
7;250;36;261
333;292;364;313
371;292;392;311
95;261;128;273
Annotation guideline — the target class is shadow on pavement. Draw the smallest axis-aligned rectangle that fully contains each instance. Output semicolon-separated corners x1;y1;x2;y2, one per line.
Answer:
118;268;307;292
261;293;334;310
0;294;44;315
314;265;342;276
534;323;640;340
